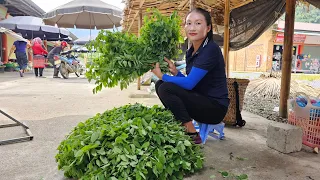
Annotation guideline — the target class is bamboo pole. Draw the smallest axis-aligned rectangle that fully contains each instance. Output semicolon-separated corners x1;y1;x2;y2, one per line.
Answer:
137;10;142;90
190;0;195;10
223;0;230;77
279;0;296;118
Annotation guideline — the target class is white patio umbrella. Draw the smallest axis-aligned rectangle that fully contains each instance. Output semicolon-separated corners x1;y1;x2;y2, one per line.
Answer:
72;35;98;45
42;0;122;29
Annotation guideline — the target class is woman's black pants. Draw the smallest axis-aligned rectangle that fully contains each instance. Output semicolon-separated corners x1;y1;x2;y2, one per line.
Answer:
34;68;44;76
155;80;228;125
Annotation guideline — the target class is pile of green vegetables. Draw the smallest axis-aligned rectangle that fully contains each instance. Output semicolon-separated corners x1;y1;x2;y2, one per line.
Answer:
86;9;184;93
56;104;204;180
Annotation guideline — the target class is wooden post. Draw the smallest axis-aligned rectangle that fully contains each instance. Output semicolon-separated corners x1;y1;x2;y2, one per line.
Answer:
223;0;230;77
137;10;142;90
2;33;8;64
43;40;48;51
279;0;296;118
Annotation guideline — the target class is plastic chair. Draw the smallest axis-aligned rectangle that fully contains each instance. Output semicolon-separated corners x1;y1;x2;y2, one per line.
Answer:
193;120;225;144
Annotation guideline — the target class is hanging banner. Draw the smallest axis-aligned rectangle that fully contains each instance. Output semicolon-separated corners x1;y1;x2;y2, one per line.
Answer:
274;33;306;44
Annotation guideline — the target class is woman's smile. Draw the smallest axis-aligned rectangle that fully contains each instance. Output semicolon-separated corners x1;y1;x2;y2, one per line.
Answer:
189;33;198;36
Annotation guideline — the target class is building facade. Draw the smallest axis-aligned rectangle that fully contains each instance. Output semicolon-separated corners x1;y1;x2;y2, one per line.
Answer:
229;21;320;73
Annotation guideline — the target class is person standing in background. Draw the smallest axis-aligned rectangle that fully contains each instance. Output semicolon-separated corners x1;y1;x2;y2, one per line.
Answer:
31;37;48;77
47;41;68;78
8;34;29;77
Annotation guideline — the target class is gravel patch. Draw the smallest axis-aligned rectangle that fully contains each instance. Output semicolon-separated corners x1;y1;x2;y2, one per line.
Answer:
243;95;288;123
242;77;319;123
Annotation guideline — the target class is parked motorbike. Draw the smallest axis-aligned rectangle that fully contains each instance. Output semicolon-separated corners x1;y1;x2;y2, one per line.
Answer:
53;50;85;79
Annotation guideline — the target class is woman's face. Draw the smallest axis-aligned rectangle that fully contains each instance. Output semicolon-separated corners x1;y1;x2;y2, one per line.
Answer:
184;11;210;43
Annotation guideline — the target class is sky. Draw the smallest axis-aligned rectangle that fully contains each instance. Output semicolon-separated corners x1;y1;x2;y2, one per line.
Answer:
31;0;125;38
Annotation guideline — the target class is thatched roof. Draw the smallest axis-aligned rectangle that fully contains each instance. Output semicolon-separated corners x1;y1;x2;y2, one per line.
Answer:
121;0;319;36
122;0;254;36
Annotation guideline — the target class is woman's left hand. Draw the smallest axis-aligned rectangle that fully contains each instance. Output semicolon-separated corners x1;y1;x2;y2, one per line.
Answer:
151;62;163;80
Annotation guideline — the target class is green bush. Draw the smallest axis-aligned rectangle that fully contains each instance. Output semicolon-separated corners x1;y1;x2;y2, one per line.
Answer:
56;104;204;180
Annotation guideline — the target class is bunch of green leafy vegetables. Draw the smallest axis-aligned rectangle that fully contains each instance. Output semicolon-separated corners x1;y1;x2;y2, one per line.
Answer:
56;104;204;180
85;31;143;93
86;9;184;93
139;9;184;72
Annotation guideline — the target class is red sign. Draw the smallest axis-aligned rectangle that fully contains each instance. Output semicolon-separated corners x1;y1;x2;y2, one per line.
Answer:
274;33;306;44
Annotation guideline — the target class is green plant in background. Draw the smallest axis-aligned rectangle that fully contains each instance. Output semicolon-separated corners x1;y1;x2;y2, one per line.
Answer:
56;104;204;180
5;62;15;67
86;9;184;93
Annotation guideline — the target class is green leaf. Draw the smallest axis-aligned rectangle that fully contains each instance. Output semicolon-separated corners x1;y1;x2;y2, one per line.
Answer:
152;166;159;177
236;157;248;161
146;161;152;167
75;150;83;157
120;155;128;161
130;161;138;167
154;135;161;145
182;161;191;170
91;132;99;143
237;174;248;180
96;159;101;166
141;142;150;149
123;61;127;67
97;148;106;155
113;147;122;154
158;149;166;164
136;172;142;180
219;171;229;178
156;161;163;172
91;149;97;156
196;157;203;168
100;156;108;164
184;140;192;146
139;171;146;180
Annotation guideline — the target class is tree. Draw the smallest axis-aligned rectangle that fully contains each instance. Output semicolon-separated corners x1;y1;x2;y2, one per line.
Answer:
279;4;320;24
295;4;320;23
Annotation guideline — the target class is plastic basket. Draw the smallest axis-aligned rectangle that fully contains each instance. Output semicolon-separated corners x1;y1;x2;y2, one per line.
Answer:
223;78;250;125
288;92;320;148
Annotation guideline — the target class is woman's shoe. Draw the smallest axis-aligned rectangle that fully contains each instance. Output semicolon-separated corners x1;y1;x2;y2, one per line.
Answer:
188;132;202;144
19;71;23;77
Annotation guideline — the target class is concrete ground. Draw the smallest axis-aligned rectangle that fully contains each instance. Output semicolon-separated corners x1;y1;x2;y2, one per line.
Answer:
0;70;319;180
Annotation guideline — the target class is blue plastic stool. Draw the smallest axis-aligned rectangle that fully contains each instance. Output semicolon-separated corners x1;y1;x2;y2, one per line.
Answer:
193;120;225;144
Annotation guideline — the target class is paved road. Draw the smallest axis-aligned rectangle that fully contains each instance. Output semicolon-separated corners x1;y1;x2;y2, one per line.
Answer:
1;70;319;180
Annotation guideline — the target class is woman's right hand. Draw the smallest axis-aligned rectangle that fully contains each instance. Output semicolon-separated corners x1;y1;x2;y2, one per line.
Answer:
164;57;178;76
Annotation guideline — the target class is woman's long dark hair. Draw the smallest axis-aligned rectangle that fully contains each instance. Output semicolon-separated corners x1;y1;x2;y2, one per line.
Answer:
186;8;213;41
